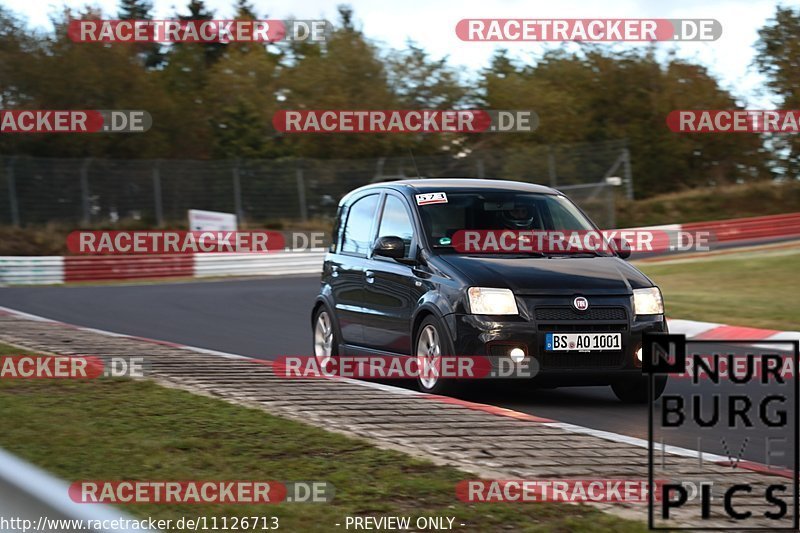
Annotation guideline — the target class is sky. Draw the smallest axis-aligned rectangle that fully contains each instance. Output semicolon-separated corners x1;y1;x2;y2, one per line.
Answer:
2;0;787;107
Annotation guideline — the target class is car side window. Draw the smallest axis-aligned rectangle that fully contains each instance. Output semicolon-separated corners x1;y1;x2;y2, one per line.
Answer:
341;194;379;255
377;195;415;258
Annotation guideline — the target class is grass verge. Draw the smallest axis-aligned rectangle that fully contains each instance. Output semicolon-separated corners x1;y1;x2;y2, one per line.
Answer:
638;246;800;331
616;180;800;227
0;343;645;532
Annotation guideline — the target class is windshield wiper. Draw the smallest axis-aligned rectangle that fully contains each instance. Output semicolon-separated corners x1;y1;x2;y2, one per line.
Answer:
466;252;546;258
543;251;606;258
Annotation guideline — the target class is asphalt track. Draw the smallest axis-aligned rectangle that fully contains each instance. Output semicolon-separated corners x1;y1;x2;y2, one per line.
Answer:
0;275;796;467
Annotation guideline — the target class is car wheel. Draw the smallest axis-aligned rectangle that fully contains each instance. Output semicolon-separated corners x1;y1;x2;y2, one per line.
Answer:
415;315;459;395
313;306;338;367
611;375;667;404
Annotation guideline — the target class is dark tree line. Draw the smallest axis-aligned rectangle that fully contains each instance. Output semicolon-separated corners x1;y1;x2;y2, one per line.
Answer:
0;1;797;197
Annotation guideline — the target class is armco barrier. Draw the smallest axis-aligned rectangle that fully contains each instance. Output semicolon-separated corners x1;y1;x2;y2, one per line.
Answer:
0;447;159;533
194;250;327;278
0;213;798;285
64;255;194;282
0;256;64;285
0;250;328;284
682;212;800;243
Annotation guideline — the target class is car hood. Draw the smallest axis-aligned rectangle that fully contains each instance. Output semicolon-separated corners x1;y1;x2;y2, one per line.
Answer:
439;254;653;295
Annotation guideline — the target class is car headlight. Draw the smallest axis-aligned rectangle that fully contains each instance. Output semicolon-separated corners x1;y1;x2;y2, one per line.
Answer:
467;287;519;315
633;287;664;315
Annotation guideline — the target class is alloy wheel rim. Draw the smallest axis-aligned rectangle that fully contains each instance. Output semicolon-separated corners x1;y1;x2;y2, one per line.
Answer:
417;324;441;390
314;311;333;367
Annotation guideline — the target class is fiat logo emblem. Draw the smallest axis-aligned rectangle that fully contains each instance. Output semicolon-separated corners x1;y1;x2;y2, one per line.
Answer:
573;296;589;311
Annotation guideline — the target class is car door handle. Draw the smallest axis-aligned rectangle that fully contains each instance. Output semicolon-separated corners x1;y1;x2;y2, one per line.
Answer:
365;270;375;284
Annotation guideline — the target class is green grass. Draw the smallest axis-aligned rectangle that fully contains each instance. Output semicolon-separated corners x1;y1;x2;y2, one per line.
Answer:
0;344;645;532
639;248;800;331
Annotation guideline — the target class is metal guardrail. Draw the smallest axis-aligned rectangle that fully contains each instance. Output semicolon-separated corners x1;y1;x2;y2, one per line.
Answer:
1;213;799;285
194;250;326;278
0;447;159;533
0;251;326;285
0;256;64;285
682;212;800;242
63;255;194;283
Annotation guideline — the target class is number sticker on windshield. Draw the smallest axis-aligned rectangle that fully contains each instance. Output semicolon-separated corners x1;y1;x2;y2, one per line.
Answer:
416;192;448;205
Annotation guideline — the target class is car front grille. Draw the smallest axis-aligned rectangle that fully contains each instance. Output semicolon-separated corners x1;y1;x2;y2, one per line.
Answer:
534;305;628;334
534;306;627;321
538;323;628;333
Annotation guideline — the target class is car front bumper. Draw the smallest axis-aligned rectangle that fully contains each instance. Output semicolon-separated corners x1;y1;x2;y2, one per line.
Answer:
444;299;667;386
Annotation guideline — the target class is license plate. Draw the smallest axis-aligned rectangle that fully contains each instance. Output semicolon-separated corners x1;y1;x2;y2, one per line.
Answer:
545;333;621;352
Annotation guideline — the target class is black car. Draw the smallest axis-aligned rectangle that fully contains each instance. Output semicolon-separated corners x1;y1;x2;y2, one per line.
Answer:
311;179;668;403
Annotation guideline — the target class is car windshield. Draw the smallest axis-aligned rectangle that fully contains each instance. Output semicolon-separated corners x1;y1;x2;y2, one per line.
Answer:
417;191;602;254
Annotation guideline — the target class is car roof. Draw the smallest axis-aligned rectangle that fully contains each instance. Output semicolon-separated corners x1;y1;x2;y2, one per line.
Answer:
342;178;559;204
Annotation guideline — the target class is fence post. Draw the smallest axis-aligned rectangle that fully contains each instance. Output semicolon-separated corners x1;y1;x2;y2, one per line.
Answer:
80;158;92;225
232;160;244;225
622;147;633;201
296;167;308;222
607;186;616;228
547;146;557;187
152;160;163;227
6;156;19;226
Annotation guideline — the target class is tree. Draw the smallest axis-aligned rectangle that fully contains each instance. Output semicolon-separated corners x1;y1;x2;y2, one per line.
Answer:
0;1;777;187
387;42;466;110
177;0;225;66
234;0;258;20
275;6;399;158
156;0;227;157
205;31;282;158
478;47;769;196
755;6;800;178
117;0;164;68
118;0;153;20
0;6;176;158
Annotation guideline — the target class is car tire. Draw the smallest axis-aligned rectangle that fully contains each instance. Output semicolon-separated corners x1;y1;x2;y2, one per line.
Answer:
415;315;459;395
312;305;338;368
611;375;667;404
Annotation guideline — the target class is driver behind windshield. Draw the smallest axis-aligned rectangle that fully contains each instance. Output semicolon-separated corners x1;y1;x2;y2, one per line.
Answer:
499;204;539;230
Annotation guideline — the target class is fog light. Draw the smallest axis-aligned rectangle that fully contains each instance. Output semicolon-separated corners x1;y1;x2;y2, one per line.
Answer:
636;347;643;362
509;347;526;363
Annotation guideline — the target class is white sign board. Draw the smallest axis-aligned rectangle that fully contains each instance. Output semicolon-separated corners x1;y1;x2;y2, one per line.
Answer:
188;209;238;231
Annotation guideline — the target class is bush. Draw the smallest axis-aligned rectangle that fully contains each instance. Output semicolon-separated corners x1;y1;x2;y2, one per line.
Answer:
616;180;800;227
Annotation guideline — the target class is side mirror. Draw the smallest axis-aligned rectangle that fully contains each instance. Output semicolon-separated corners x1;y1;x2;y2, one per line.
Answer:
373;236;405;260
610;237;632;260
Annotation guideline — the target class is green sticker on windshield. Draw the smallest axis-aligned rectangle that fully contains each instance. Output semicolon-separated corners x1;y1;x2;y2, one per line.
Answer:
439;237;452;245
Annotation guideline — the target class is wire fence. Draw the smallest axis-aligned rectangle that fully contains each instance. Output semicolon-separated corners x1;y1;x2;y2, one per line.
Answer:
0;140;631;229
